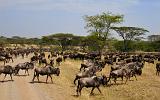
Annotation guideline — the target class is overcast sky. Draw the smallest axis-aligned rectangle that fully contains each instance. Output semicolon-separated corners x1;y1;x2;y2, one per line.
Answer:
0;0;160;38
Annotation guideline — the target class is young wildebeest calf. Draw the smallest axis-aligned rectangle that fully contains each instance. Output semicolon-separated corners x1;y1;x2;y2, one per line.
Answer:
0;65;14;82
32;65;60;83
76;75;108;96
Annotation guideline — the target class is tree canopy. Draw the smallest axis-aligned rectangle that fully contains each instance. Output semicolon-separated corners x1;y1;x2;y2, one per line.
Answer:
84;12;123;54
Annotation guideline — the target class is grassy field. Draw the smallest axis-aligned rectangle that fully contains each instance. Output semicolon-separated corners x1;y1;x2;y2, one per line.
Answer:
53;58;160;100
0;53;160;100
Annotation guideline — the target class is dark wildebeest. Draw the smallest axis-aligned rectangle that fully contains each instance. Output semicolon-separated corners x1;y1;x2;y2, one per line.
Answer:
63;55;68;61
156;63;160;75
5;55;14;63
39;57;47;65
80;60;94;71
15;62;34;76
0;56;6;65
32;65;60;83
76;75;108;96
108;68;129;84
108;62;143;84
56;57;62;66
74;67;98;85
31;56;39;62
80;60;105;71
0;65;14;82
49;58;54;66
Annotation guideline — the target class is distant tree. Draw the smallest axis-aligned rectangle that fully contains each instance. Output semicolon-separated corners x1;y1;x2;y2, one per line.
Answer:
84;12;123;54
0;36;7;47
42;33;78;52
148;35;160;41
112;27;149;52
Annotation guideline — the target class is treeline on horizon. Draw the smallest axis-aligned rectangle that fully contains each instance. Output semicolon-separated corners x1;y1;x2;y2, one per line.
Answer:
0;33;159;52
0;12;160;52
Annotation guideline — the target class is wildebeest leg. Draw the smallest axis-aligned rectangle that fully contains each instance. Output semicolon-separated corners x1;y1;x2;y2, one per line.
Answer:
125;76;128;84
79;86;83;95
97;87;102;94
114;77;117;84
16;69;20;76
4;60;5;65
80;66;82;71
46;75;49;83
90;87;95;95
26;69;29;76
49;75;53;83
74;77;78;85
37;75;40;82
121;76;123;83
76;84;80;95
10;74;13;81
3;74;7;82
32;75;36;82
12;58;14;62
134;74;137;80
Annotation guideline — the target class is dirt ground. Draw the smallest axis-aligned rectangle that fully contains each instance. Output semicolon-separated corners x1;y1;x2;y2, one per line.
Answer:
0;54;160;100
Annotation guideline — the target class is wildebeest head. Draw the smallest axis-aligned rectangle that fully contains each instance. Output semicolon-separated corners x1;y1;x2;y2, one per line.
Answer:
135;67;142;75
27;62;34;69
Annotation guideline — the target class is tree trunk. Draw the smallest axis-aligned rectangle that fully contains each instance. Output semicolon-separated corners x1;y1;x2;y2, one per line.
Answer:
123;39;127;52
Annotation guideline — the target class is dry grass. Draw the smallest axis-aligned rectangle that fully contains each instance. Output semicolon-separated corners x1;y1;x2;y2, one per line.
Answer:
1;53;160;100
52;58;160;100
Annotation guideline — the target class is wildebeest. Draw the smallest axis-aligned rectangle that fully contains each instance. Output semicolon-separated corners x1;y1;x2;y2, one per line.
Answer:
108;68;129;84
156;63;160;75
56;57;62;66
5;55;14;63
76;75;108;96
0;65;14;82
31;55;39;62
80;60;94;71
108;62;143;84
32;65;60;83
49;58;54;66
74;68;97;85
14;62;34;76
39;57;47;65
0;56;6;65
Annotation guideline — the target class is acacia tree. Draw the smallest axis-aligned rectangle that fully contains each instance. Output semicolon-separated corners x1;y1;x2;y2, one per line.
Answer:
84;12;123;54
112;27;149;52
42;33;78;52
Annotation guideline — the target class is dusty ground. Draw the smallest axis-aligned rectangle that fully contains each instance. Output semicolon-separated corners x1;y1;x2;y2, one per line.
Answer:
0;54;160;100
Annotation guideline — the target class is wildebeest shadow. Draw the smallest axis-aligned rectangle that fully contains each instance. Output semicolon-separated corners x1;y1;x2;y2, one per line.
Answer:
71;94;79;98
106;82;126;87
29;81;54;84
0;80;14;83
15;74;28;77
71;93;102;97
70;84;76;87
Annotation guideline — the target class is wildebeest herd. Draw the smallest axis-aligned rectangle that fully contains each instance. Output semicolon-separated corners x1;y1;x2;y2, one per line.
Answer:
0;47;160;97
